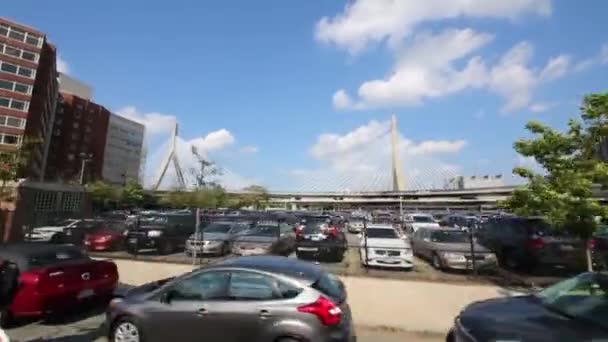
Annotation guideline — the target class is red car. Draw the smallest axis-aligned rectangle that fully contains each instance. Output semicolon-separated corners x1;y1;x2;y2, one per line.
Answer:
84;222;127;252
0;243;118;327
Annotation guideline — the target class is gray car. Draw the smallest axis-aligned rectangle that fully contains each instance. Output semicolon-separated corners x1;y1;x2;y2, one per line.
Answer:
185;222;251;256
411;228;497;270
232;224;295;256
105;256;355;342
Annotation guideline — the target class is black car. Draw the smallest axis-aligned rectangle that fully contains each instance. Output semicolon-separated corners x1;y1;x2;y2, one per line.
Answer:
449;272;608;342
63;219;105;246
295;221;347;262
125;214;196;255
478;216;585;271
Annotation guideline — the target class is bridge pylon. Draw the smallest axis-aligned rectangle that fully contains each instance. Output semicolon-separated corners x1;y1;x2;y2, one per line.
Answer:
391;114;406;191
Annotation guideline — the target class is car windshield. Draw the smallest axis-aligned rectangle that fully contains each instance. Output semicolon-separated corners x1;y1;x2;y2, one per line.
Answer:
204;223;232;233
29;248;88;270
413;216;434;223
367;228;398;239
536;273;608;330
431;231;469;243
302;223;324;234
57;219;76;226
246;225;279;237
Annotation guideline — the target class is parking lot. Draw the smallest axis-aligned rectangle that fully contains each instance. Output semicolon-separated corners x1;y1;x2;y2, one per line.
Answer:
6;305;443;342
88;231;569;289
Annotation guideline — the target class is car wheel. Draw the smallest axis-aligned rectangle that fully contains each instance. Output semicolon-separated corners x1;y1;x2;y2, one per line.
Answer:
0;309;14;329
221;242;230;256
503;249;520;270
50;233;64;244
112;318;144;342
158;241;174;255
432;254;444;270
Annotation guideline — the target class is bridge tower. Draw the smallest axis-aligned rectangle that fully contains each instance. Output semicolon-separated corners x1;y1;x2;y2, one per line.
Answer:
391;114;406;191
152;122;187;190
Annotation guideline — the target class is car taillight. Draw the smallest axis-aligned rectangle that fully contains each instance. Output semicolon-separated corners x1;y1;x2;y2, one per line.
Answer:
297;296;342;326
20;272;41;288
329;227;339;238
527;237;545;249
589;239;597;250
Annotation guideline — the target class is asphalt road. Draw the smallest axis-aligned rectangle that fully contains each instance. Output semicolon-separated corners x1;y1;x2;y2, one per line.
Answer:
6;309;443;342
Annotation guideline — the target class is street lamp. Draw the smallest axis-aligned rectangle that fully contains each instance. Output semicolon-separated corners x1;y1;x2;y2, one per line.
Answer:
79;152;93;185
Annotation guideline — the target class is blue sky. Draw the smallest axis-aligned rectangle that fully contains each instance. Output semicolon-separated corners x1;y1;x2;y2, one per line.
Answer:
5;0;608;191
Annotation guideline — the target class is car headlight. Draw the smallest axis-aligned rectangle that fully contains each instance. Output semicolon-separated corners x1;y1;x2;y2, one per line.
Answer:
442;252;466;261
205;240;222;246
123;230;129;236
147;230;163;237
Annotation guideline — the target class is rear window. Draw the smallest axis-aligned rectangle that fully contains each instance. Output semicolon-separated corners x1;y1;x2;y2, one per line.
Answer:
302;223;324;234
413;216;434;223
29;248;88;270
313;273;345;303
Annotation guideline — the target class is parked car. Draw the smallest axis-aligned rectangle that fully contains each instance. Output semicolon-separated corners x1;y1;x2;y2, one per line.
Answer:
125;214;196;255
347;220;365;233
25;219;81;243
411;228;496;271
359;224;413;269
295;222;347;262
232;223;295;257
63;219;105;246
0;243;118;327
105;255;355;342
84;222;129;252
448;272;608;342
440;214;480;230
479;216;586;271
403;213;440;235
185;221;252;256
590;225;608;270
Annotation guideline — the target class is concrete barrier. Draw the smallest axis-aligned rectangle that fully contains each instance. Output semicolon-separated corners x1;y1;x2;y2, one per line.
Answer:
110;258;505;334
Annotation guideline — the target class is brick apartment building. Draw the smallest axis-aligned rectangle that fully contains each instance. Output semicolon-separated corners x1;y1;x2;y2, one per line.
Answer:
45;92;110;183
0;17;58;180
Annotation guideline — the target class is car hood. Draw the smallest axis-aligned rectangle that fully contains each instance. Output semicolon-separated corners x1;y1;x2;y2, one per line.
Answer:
234;235;276;243
432;242;490;253
411;222;440;228
32;226;65;233
459;296;606;341
366;238;410;248
190;232;230;241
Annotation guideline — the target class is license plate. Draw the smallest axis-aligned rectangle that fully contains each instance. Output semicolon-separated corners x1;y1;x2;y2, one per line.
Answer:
378;259;400;264
311;236;321;241
77;289;94;299
560;245;575;251
128;238;138;244
298;247;318;252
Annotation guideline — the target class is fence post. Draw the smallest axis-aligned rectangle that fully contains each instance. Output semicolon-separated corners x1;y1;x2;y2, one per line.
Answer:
469;223;477;276
363;218;369;270
193;208;200;265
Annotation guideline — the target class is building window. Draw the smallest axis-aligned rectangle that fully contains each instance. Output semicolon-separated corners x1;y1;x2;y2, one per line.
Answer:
0;133;22;146
0;79;31;94
7;29;25;42
4;46;20;58
0;116;26;129
35;191;56;212
22;51;36;61
0;61;35;79
25;34;41;47
67;153;75;161
0;25;7;36
1;63;17;74
73;122;79;129
0;97;29;112
71;133;79;140
85;126;92;133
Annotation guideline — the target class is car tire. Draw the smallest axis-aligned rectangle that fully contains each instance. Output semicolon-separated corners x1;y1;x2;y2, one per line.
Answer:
111;317;145;342
50;233;64;244
503;249;520;271
432;253;444;270
158;241;174;255
0;309;14;329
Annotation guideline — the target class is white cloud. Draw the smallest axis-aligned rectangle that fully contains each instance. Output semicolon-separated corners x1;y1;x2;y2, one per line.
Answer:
335;29;492;109
600;43;608;65
115;106;177;137
57;56;70;74
189;129;235;154
573;43;608;72
299;119;467;191
539;55;570;81
315;0;550;55
529;102;554;113
332;89;353;109
240;145;259;154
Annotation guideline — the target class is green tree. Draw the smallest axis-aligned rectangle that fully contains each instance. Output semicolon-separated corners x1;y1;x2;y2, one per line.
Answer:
87;181;119;211
190;146;223;189
120;180;145;208
0;153;18;200
505;92;608;271
242;185;270;210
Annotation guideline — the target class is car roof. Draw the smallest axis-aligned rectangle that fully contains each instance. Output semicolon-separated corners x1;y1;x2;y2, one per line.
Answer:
0;243;83;271
213;255;323;282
